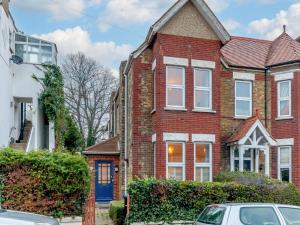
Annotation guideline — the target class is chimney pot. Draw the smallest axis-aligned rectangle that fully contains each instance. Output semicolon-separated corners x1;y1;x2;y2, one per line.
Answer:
283;25;287;33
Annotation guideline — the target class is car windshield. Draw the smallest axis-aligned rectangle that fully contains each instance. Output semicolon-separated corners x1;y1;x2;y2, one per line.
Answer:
197;206;226;225
279;207;300;225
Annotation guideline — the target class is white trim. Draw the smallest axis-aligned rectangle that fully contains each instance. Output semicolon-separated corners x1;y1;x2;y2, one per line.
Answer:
235;80;252;118
274;72;294;81
193;68;212;111
152;59;157;71
278;146;292;182
233;72;255;81
166;142;186;180
276;138;294;146
192;134;215;143
277;80;292;118
163;56;189;67
152;134;157;143
163;133;189;142
192;59;215;69
166;66;186;109
152;68;156;111
194;142;213;182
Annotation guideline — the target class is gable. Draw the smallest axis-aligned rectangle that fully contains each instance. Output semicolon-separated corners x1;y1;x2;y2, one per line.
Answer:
159;2;219;40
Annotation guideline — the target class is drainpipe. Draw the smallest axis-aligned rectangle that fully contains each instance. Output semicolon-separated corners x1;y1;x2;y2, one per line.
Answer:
124;74;128;197
264;67;269;127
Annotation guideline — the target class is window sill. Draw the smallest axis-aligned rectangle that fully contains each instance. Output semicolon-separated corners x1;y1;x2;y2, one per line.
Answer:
151;109;156;114
234;116;251;120
164;107;187;112
193;109;216;113
275;116;294;121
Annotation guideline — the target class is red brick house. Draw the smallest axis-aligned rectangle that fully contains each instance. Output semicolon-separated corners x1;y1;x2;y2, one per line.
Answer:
84;0;300;202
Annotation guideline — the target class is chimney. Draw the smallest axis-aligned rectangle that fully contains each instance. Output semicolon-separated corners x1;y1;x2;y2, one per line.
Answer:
0;0;10;16
296;36;300;43
283;25;287;33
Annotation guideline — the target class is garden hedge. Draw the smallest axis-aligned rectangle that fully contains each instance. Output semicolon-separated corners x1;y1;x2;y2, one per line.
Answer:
0;149;90;217
109;201;126;225
127;177;300;223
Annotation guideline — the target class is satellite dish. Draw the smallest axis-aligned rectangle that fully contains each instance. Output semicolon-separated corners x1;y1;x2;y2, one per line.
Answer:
10;55;23;65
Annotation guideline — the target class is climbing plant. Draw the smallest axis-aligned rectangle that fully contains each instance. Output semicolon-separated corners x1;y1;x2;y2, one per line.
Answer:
33;64;65;149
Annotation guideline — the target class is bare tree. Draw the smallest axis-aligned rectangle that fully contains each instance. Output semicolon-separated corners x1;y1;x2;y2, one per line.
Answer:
62;52;117;147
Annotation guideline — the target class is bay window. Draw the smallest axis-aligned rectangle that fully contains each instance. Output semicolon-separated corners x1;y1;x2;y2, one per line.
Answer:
194;69;212;110
278;80;291;118
278;146;292;182
235;80;252;118
194;143;212;182
166;142;185;180
166;66;185;109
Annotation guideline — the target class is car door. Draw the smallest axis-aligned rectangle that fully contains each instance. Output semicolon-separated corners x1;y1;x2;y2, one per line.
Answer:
227;205;285;225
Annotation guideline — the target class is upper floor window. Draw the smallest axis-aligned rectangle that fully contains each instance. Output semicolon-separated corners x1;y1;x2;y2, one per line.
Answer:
152;69;156;111
166;66;185;109
235;80;252;118
194;69;212;110
15;33;57;64
278;146;292;182
166;142;185;180
278;80;291;118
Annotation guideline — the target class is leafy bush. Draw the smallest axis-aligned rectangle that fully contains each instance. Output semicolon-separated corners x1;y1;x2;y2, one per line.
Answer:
127;178;300;223
0;149;90;217
109;201;126;225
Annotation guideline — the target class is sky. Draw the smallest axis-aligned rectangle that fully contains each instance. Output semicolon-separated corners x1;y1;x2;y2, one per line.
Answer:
10;0;300;76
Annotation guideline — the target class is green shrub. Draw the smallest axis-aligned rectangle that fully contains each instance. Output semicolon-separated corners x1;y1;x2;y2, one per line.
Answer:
0;149;90;217
109;201;125;225
127;178;300;223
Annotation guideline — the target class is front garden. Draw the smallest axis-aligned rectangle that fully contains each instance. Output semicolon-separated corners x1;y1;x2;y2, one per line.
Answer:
0;148;90;218
126;173;300;224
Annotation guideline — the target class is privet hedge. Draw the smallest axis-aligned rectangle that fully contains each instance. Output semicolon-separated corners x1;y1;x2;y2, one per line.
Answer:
127;178;300;223
0;149;90;217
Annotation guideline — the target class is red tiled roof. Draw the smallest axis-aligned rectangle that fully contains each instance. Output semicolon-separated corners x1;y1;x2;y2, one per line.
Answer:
221;36;272;69
221;33;300;69
226;115;259;143
83;136;120;155
266;32;300;66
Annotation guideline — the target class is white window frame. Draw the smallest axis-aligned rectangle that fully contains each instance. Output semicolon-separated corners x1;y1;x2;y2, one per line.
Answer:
166;141;185;180
193;68;212;111
278;146;292;182
194;142;213;182
277;80;292;118
235;80;252;118
152;69;156;111
166;66;186;109
233;148;254;172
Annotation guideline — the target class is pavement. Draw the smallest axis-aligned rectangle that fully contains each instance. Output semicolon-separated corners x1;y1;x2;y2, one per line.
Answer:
96;204;113;225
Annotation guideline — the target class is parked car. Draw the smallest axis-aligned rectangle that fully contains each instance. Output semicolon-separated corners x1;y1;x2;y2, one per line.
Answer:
0;209;59;225
196;203;300;225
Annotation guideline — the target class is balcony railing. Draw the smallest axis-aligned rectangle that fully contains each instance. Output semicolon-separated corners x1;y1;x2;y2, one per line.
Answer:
15;33;57;65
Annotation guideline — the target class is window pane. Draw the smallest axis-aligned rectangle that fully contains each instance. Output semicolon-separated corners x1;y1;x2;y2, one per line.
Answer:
195;90;210;108
28;37;40;44
167;67;183;85
195;69;210;87
240;207;280;225
195;167;210;182
15;34;26;42
168;166;183;180
167;88;183;106
197;207;226;224
168;143;183;163
15;44;26;60
236;82;251;98
280;100;290;116
281;168;290;182
28;53;39;63
244;149;251;157
279;207;300;224
244;160;251;171
196;144;210;163
236;100;251;116
280;147;290;164
280;81;290;98
234;160;239;171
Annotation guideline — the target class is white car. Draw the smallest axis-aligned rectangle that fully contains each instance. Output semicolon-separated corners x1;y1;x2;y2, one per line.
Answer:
0;209;59;225
196;203;300;225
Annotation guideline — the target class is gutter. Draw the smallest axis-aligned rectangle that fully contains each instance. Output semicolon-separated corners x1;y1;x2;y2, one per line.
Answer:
264;67;270;127
124;73;128;196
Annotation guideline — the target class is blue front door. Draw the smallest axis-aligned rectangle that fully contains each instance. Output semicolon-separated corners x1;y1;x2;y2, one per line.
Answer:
95;161;114;202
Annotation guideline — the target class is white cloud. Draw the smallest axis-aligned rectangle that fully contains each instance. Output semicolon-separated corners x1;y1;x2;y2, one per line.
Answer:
248;2;300;40
35;27;133;75
222;19;241;33
205;0;230;13
11;0;100;20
